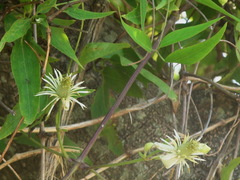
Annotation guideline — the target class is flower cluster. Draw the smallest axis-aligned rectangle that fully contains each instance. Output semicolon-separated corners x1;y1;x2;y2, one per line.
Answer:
144;130;210;178
36;69;91;118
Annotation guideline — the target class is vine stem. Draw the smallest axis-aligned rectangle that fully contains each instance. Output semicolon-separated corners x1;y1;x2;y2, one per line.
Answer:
62;9;181;179
62;46;156;180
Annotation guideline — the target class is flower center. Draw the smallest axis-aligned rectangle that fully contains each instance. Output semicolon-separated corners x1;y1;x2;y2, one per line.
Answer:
177;140;198;158
56;76;72;98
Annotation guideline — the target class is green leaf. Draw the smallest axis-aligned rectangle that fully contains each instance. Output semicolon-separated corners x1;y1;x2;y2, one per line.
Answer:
37;0;56;14
103;66;143;98
50;27;81;66
195;0;240;22
64;7;114;20
220;157;240;180
120;58;177;100
0;18;31;52
14;134;40;148
79;42;130;66
160;17;223;48
91;85;112;119
156;0;167;10
101;125;124;155
165;23;227;65
52;18;76;26
140;0;147;31
121;18;152;52
11;40;40;124
122;6;140;25
0;104;28;140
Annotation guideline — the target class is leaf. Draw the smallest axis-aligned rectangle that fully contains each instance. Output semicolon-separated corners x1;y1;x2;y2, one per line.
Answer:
0;18;31;52
64;7;114;20
103;66;143;98
121;18;152;52
91;85;112;119
195;0;240;22
0;104;28;140
79;42;130;66
101;125;124;155
140;0;147;31
160;17;223;48
52;18;76;26
165;23;227;65
122;6;141;25
156;0;167;10
50;27;81;66
120;58;177;100
11;40;40;124
220;157;240;180
37;0;56;14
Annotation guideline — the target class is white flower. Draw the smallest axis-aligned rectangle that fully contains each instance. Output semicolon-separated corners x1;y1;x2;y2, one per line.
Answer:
36;69;91;118
154;130;211;177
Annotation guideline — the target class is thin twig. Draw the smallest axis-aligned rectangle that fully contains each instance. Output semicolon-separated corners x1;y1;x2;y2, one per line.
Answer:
197;85;214;141
181;72;239;100
62;8;180;180
48;0;88;22
0;117;24;163
2;158;22;180
82;147;144;180
0;147;80;170
17;93;168;134
0;100;15;115
186;76;240;92
42;27;51;76
189;115;237;139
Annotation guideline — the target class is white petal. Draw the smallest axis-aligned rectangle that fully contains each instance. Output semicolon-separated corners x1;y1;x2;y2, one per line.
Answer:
160;153;179;169
70;97;86;109
154;142;175;152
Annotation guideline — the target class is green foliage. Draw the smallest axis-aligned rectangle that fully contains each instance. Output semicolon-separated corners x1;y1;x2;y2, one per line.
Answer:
160;17;223;48
195;0;240;22
121;17;152;52
0;18;31;51
50;27;80;66
0;104;28;140
64;7;115;20
37;0;57;14
165;24;227;65
79;42;130;66
11;39;40;124
1;0;240;178
220;157;240;180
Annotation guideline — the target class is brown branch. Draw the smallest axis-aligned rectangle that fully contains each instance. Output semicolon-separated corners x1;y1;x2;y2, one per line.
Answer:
19;94;168;133
0;147;80;170
42;27;51;76
0;117;24;163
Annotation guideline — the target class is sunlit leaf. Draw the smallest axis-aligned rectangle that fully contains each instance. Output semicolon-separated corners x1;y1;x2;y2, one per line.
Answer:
165;23;227;65
11;40;40;124
50;27;81;66
160;17;223;48
121;18;152;52
122;6;140;25
64;7;114;20
220;157;240;180
195;0;240;22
